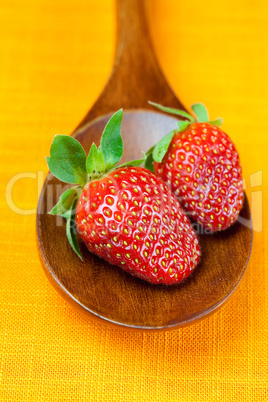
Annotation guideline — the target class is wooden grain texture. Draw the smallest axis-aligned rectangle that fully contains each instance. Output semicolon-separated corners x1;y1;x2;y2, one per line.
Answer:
36;0;253;330
75;0;185;130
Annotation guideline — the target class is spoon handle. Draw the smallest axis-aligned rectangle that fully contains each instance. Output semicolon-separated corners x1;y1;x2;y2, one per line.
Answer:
75;0;185;130
114;0;158;74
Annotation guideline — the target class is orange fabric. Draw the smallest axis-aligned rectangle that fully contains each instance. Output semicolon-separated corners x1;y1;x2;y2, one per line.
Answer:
0;0;267;400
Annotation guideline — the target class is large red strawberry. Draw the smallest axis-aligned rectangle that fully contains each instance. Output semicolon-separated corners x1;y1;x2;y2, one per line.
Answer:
146;102;244;232
47;109;201;285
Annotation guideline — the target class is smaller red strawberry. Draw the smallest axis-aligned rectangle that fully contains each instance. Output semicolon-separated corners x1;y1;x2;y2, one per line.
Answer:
47;109;201;285
145;102;244;232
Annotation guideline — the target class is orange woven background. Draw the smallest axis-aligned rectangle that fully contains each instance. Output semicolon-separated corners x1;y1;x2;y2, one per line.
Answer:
0;0;267;400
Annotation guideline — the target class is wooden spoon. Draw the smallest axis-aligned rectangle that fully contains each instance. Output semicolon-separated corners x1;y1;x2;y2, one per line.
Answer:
36;0;253;330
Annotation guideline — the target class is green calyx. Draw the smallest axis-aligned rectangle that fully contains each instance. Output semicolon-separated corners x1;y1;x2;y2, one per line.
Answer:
145;101;223;170
46;109;145;259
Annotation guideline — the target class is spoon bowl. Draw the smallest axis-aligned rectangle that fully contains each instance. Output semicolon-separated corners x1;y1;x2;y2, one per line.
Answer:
36;0;253;330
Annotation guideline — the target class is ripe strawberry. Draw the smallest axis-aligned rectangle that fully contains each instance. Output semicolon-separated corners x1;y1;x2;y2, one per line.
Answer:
146;102;244;232
47;109;201;285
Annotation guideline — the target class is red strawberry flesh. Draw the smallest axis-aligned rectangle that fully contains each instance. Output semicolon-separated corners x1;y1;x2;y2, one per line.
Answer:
76;166;200;285
154;123;244;231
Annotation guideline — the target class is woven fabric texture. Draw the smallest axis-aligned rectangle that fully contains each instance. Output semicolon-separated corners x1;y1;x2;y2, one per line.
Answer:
0;0;267;400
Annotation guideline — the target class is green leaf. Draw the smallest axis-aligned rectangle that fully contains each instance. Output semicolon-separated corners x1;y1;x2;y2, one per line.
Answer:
49;186;80;216
208;118;223;127
116;154;145;169
144;151;154;172
152;130;175;163
100;109;123;170
64;198;82;260
86;143;106;176
145;144;155;156
148;101;195;123
177;120;190;132
47;135;87;185
191;103;209;122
